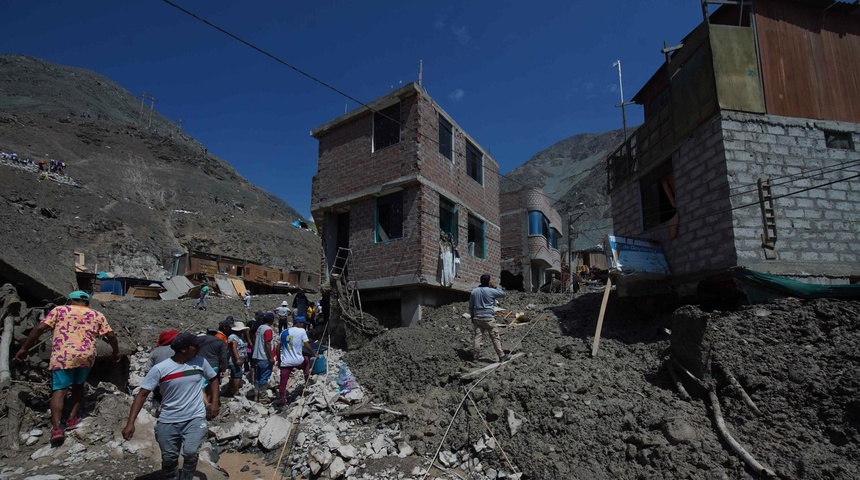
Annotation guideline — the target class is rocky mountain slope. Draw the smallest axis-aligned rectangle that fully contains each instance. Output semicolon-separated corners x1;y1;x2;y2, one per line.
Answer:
0;55;319;300
501;130;627;250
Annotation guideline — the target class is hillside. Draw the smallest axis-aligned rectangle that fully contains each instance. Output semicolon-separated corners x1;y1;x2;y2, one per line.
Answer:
501;130;627;250
0;55;319;300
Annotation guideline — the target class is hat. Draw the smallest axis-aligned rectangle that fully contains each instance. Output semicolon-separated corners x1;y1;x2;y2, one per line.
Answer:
281;301;289;306
231;321;249;331
170;332;203;352
206;326;220;334
68;290;91;302
263;311;275;322
219;316;235;328
157;329;180;346
294;316;307;324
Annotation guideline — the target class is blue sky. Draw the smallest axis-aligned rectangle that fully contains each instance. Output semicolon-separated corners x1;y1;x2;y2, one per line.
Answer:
1;1;703;219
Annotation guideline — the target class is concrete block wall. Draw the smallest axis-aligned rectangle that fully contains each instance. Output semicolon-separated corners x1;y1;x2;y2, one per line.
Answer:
721;111;860;277
610;113;737;282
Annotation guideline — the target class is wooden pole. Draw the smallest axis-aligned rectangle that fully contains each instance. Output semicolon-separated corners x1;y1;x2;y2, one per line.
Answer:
590;277;612;357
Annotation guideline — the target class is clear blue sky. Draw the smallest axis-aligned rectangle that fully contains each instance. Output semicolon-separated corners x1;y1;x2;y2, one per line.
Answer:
2;1;703;219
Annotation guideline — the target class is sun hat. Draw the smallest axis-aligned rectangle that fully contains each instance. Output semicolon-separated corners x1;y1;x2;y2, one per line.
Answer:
170;332;204;352
68;290;91;301
231;321;249;331
281;301;289;306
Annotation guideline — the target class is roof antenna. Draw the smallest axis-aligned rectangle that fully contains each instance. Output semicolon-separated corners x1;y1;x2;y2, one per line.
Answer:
418;59;423;87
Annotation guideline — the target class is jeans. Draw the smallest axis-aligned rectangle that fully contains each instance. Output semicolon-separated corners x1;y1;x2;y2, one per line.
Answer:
194;293;209;310
278;357;310;403
254;359;273;386
154;417;208;480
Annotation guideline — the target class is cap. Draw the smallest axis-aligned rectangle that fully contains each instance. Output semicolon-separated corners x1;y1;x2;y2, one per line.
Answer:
264;311;275;322
206;326;219;334
68;290;91;301
294;316;307;324
157;329;180;346
219;316;235;328
231;321;249;331
170;332;203;352
281;301;289;306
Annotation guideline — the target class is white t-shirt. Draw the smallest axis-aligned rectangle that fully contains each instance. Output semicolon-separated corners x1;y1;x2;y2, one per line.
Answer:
279;327;309;367
141;356;216;424
228;333;247;360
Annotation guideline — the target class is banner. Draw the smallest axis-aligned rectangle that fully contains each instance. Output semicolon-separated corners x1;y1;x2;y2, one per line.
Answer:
606;235;671;277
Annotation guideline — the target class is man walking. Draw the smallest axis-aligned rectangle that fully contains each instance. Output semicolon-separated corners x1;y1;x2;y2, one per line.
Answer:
468;275;510;363
15;290;120;443
123;333;219;480
194;284;210;310
251;312;276;402
276;317;318;406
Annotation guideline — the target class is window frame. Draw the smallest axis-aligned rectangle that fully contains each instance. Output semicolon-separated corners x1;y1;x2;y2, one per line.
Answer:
372;103;401;152
466;140;483;185
639;160;677;231
439;195;458;244
374;191;404;243
467;213;486;259
824;130;854;150
438;114;454;161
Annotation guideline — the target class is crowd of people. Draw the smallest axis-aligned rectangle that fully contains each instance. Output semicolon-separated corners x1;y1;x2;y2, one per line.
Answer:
16;290;328;480
0;150;69;174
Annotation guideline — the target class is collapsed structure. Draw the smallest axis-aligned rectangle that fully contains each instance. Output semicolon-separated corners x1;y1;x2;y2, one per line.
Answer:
607;0;860;297
310;83;501;326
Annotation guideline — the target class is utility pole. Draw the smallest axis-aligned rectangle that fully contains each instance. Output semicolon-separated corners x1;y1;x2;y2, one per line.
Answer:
612;60;634;143
567;203;586;293
138;92;157;128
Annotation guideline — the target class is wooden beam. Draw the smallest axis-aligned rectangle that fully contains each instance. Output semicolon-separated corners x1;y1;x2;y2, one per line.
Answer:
590;277;612;357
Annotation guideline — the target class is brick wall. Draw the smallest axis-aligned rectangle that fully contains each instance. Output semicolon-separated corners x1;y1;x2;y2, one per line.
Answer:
722;111;860;277
610;113;737;281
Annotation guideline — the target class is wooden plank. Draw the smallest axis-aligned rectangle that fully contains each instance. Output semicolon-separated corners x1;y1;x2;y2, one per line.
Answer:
231;278;247;296
460;353;524;380
590;277;613;358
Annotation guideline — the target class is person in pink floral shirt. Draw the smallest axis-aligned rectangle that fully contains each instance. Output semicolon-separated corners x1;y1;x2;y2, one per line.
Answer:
15;290;120;443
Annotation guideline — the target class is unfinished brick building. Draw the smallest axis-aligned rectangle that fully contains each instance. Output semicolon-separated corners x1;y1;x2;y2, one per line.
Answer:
607;0;860;297
499;187;563;292
310;83;501;326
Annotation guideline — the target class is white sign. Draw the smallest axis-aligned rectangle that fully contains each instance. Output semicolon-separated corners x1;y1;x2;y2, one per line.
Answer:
606;235;671;277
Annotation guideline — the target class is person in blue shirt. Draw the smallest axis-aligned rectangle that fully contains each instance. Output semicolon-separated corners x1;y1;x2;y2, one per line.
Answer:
468;274;510;363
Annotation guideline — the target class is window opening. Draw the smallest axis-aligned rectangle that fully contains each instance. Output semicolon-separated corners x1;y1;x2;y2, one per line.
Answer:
439;196;458;244
824;131;854;150
466;140;483;185
640;160;678;233
439;114;453;160
375;191;404;242
373;103;401;151
467;214;486;259
550;227;560;249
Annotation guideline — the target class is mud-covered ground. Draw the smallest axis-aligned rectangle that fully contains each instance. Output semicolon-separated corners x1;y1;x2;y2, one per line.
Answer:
2;291;859;479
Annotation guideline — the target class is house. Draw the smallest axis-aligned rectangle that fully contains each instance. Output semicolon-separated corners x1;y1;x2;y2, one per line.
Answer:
499;187;563;291
310;82;501;326
169;250;319;293
606;0;860;297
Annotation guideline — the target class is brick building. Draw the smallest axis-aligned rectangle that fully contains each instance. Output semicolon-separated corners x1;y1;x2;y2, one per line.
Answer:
310;83;500;326
607;0;860;297
499;187;563;291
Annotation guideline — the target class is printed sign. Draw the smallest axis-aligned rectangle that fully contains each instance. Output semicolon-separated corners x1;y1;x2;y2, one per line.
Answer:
606;235;671;277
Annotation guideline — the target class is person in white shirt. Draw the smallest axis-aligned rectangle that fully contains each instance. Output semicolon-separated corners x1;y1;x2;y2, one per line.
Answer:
123;333;219;480
276;317;317;406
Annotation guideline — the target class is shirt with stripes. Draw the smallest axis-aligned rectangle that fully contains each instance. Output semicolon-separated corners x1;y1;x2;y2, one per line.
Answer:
141;356;215;423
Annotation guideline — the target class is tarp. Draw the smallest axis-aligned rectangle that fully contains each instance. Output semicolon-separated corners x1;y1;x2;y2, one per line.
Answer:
733;267;860;303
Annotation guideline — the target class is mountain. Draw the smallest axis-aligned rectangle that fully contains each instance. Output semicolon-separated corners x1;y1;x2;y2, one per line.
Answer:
0;55;319;300
501;129;627;251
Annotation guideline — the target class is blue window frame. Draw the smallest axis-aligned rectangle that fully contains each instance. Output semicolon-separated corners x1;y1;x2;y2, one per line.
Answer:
439;196;458;244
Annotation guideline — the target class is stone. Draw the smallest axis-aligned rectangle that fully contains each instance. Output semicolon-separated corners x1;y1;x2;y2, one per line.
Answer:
296;432;307;445
22;475;65;480
662;419;698;445
397;441;414;458
122;440;152;455
327;457;347;478
258;415;292;450
210;422;244;442
308;460;322;476
438;451;457;468
507;409;523;436
371;434;389;454
29;429;44;437
337;444;358;459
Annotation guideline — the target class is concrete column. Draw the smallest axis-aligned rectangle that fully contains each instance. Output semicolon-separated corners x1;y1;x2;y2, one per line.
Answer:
401;289;422;327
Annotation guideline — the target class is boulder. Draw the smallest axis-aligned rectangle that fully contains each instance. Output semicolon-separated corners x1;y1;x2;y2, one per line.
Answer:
258;415;292;450
327;456;347;478
210;422;244;442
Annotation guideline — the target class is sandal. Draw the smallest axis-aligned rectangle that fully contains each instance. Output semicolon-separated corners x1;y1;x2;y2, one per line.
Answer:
66;417;81;430
50;428;65;443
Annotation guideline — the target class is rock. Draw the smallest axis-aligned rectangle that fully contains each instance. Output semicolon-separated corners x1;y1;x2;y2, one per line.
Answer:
662;419;697;445
258;415;292;450
308;460;322;476
310;447;333;467
507;409;523;436
371;434;389;454
337;444;358;459
439;450;457;468
397;441;414;458
210;423;244;442
327;456;347;478
23;475;65;480
296;432;307;445
29;429;44;437
122;439;152;455
343;388;364;403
